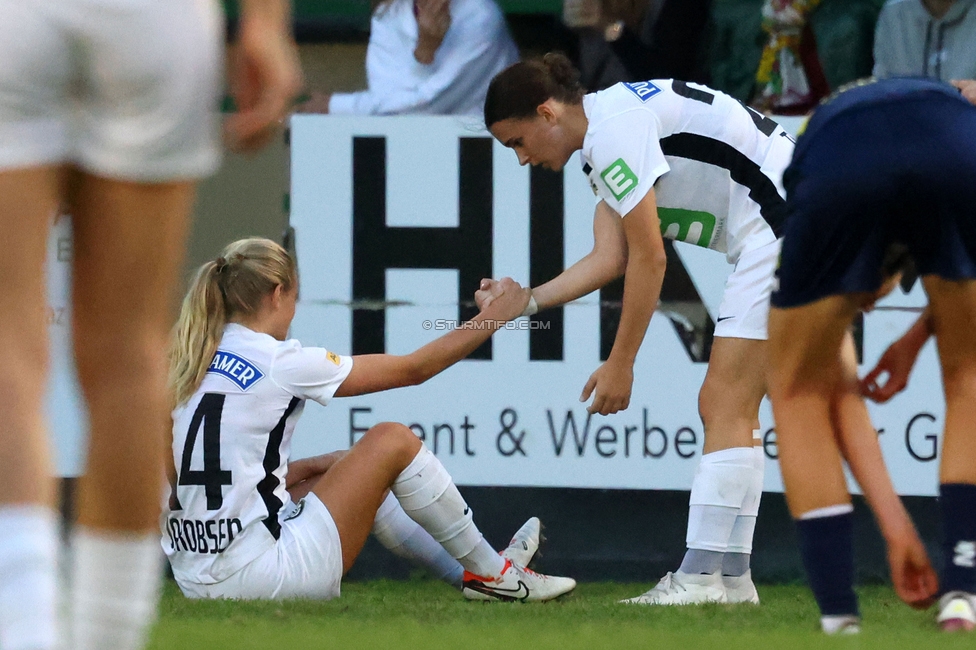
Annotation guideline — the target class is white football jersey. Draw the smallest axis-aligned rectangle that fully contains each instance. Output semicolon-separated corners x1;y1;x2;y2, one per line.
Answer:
581;80;794;263
162;323;353;585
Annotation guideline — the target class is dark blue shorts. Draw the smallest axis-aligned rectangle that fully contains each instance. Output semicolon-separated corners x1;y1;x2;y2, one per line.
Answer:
771;89;976;308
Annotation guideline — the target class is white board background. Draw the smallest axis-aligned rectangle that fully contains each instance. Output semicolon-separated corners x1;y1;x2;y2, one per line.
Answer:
287;115;945;496
45;115;945;496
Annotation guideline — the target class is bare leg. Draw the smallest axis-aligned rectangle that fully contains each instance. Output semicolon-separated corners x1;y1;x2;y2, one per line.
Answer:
69;172;195;650
924;277;976;486
768;296;862;626
291;450;462;586
309;424;575;601
310;423;423;574
679;338;766;583
767;298;856;515
0;167;61;650
699;337;767;454
0;168;59;508
70;173;195;531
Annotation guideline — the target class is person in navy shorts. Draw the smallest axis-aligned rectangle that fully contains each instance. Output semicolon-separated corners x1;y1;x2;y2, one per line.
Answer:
767;77;976;633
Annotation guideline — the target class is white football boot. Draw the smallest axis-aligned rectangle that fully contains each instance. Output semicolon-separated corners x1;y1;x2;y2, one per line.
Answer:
462;559;576;602
620;571;727;605
500;517;541;567
937;591;976;632
723;570;760;604
821;614;861;635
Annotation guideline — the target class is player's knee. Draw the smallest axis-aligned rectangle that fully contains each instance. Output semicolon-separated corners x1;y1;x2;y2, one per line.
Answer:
360;422;422;463
698;374;732;425
699;374;760;428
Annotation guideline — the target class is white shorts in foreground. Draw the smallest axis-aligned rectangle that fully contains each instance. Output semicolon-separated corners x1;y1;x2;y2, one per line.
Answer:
177;494;344;601
0;0;222;181
713;238;781;341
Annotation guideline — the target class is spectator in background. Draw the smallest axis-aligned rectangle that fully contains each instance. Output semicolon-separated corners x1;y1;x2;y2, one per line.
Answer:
298;0;518;115
563;0;711;91
873;0;976;82
752;0;830;114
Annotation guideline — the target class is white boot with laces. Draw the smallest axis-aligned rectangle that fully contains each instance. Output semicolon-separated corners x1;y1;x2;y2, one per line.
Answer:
620;570;727;605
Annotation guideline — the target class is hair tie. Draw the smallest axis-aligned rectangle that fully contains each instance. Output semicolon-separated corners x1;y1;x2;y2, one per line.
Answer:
215;256;228;273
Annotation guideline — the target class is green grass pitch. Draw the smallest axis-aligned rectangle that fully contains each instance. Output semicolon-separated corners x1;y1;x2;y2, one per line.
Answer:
151;579;971;649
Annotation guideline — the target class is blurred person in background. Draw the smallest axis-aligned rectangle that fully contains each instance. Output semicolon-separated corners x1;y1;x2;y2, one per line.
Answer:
769;75;976;634
873;0;976;82
0;1;301;649
297;0;518;115
562;0;711;91
751;0;830;114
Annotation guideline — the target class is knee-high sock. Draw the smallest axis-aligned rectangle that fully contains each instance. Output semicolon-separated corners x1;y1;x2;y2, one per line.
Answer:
71;527;162;650
391;446;504;579
680;447;754;574
0;505;58;650
723;436;766;576
940;483;976;594
796;505;858;617
373;491;463;588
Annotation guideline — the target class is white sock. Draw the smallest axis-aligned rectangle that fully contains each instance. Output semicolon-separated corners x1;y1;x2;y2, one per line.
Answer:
391;446;504;578
725;441;766;561
373;492;464;588
71;527;163;650
685;447;754;556
0;505;59;650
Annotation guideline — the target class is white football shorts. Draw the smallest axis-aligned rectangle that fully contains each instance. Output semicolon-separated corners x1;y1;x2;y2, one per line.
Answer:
0;0;222;181
713;237;781;341
176;494;344;600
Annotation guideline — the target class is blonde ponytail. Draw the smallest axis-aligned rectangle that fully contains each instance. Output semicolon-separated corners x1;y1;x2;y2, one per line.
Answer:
169;238;296;406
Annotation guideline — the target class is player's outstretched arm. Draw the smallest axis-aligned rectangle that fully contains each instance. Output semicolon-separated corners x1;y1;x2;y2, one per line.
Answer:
476;201;627;313
861;307;932;403
581;190;666;415
334;278;530;397
834;333;938;608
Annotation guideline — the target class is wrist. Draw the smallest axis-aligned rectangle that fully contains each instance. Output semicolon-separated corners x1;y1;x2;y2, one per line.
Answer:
606;350;636;368
875;501;913;543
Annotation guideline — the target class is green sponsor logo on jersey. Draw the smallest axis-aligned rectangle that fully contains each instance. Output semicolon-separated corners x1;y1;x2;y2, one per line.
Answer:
600;158;639;200
657;207;716;248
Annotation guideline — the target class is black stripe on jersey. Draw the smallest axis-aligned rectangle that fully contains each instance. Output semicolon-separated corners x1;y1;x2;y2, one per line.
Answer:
659;132;787;237
671;80;715;105
257;397;301;540
582;162;592;175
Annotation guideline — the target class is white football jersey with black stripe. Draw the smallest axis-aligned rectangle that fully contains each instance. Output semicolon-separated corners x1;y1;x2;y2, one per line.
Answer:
580;80;794;263
162;323;352;585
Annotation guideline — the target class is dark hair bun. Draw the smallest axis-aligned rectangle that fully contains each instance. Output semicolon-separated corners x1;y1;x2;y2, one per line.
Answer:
484;52;584;127
542;52;581;94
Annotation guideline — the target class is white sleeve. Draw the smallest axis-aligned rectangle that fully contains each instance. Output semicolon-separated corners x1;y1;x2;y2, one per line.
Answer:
329;3;518;115
269;340;353;406
588;110;670;218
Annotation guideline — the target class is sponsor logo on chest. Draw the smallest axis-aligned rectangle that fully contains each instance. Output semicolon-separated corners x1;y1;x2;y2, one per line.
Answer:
207;350;265;391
